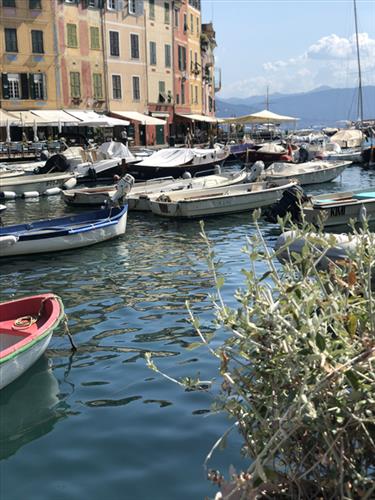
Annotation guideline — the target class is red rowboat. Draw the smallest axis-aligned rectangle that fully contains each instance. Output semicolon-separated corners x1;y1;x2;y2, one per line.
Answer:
0;294;64;389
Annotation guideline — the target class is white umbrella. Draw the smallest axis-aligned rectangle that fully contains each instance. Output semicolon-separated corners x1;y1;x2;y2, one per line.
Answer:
58;118;62;134
33;120;39;142
6;119;11;143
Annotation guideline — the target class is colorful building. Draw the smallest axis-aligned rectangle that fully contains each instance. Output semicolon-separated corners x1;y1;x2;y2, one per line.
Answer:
55;0;105;111
0;0;57;114
187;0;201;115
201;22;217;117
144;0;174;145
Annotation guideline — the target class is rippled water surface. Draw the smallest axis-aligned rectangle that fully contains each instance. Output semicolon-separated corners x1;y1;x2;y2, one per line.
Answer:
0;165;374;500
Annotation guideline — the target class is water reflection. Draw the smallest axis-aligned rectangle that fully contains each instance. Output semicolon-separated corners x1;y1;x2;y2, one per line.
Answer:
0;358;67;461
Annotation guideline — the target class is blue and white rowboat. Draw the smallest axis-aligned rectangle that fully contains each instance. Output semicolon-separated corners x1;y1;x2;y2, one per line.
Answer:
0;205;128;257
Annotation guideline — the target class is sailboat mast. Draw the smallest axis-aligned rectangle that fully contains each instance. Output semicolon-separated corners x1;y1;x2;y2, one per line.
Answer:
353;0;364;125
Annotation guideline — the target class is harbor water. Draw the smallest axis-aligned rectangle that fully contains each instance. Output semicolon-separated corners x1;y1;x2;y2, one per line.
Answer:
0;164;374;500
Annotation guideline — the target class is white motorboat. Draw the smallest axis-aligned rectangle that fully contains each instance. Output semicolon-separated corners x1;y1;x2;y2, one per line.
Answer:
303;189;375;228
264;160;350;186
0;172;77;198
62;166;257;211
149;179;297;219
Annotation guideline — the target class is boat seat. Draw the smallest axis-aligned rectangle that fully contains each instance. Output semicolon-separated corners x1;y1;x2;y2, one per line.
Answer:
352;192;375;200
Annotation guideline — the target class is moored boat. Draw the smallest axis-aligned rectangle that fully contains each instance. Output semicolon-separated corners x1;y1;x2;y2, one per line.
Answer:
0;294;64;389
149;179;298;219
0;172;77;198
264;160;350;186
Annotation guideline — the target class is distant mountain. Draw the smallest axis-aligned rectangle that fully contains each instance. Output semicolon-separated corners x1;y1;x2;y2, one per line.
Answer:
216;86;375;128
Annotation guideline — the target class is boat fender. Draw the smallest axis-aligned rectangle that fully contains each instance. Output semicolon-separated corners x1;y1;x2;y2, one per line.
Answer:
23;191;40;198
63;177;77;190
44;187;61;196
214;165;221;175
0;191;17;200
0;235;19;248
182;171;192;179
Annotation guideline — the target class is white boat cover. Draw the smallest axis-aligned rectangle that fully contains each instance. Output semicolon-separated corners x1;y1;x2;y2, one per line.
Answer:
98;141;136;161
268;160;332;175
257;143;286;154
330;129;364;148
135;148;195;167
111;111;166;125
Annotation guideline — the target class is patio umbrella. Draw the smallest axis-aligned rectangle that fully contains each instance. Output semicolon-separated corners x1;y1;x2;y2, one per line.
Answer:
58;118;62;134
6;119;11;143
33;120;39;142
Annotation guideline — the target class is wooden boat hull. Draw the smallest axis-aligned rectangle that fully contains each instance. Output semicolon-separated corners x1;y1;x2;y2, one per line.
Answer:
0;294;64;389
0;206;128;257
150;181;297;218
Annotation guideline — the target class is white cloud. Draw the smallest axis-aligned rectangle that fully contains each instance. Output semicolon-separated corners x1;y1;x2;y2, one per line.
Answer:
220;32;375;98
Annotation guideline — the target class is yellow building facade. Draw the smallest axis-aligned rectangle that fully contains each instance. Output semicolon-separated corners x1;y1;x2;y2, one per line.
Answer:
0;0;57;112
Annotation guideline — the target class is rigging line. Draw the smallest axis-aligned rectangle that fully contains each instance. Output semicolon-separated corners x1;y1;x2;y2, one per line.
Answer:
353;0;364;123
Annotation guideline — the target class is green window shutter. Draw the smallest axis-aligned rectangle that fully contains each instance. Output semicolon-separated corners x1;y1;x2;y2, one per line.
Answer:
1;74;10;100
90;27;100;50
20;73;29;99
67;24;78;48
70;72;81;97
93;73;103;99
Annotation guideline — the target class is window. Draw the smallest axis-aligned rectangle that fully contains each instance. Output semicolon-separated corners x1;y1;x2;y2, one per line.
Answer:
149;41;156;65
164;2;169;24
159;81;165;94
31;73;46;100
194;85;198;104
130;34;139;59
112;75;121;99
183;14;187;32
164;44;171;68
196;17;199;34
31;30;44;54
178;45;186;71
3;0;16;7
8;73;20;99
5;28;18;52
88;0;99;6
132;76;140;101
181;81;185;105
176;93;179;104
174;9;179;27
109;31;119;56
107;0;117;9
70;72;81;98
67;24;78;48
29;0;42;8
190;14;193;33
128;0;136;14
93;73;103;99
90;27;100;49
149;0;155;19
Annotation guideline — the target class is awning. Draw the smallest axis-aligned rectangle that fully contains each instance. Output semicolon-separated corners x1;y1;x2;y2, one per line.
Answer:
65;110;129;127
31;109;82;125
7;110;51;126
222;109;299;124
111;111;166;125
151;112;170;119
176;113;223;124
0;109;21;125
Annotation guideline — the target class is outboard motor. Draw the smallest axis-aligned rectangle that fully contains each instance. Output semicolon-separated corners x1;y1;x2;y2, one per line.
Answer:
110;174;135;206
246;161;265;182
34;153;69;174
182;171;192;179
264;184;309;223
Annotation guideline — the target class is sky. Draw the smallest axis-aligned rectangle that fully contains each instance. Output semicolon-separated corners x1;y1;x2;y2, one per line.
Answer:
201;0;375;99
